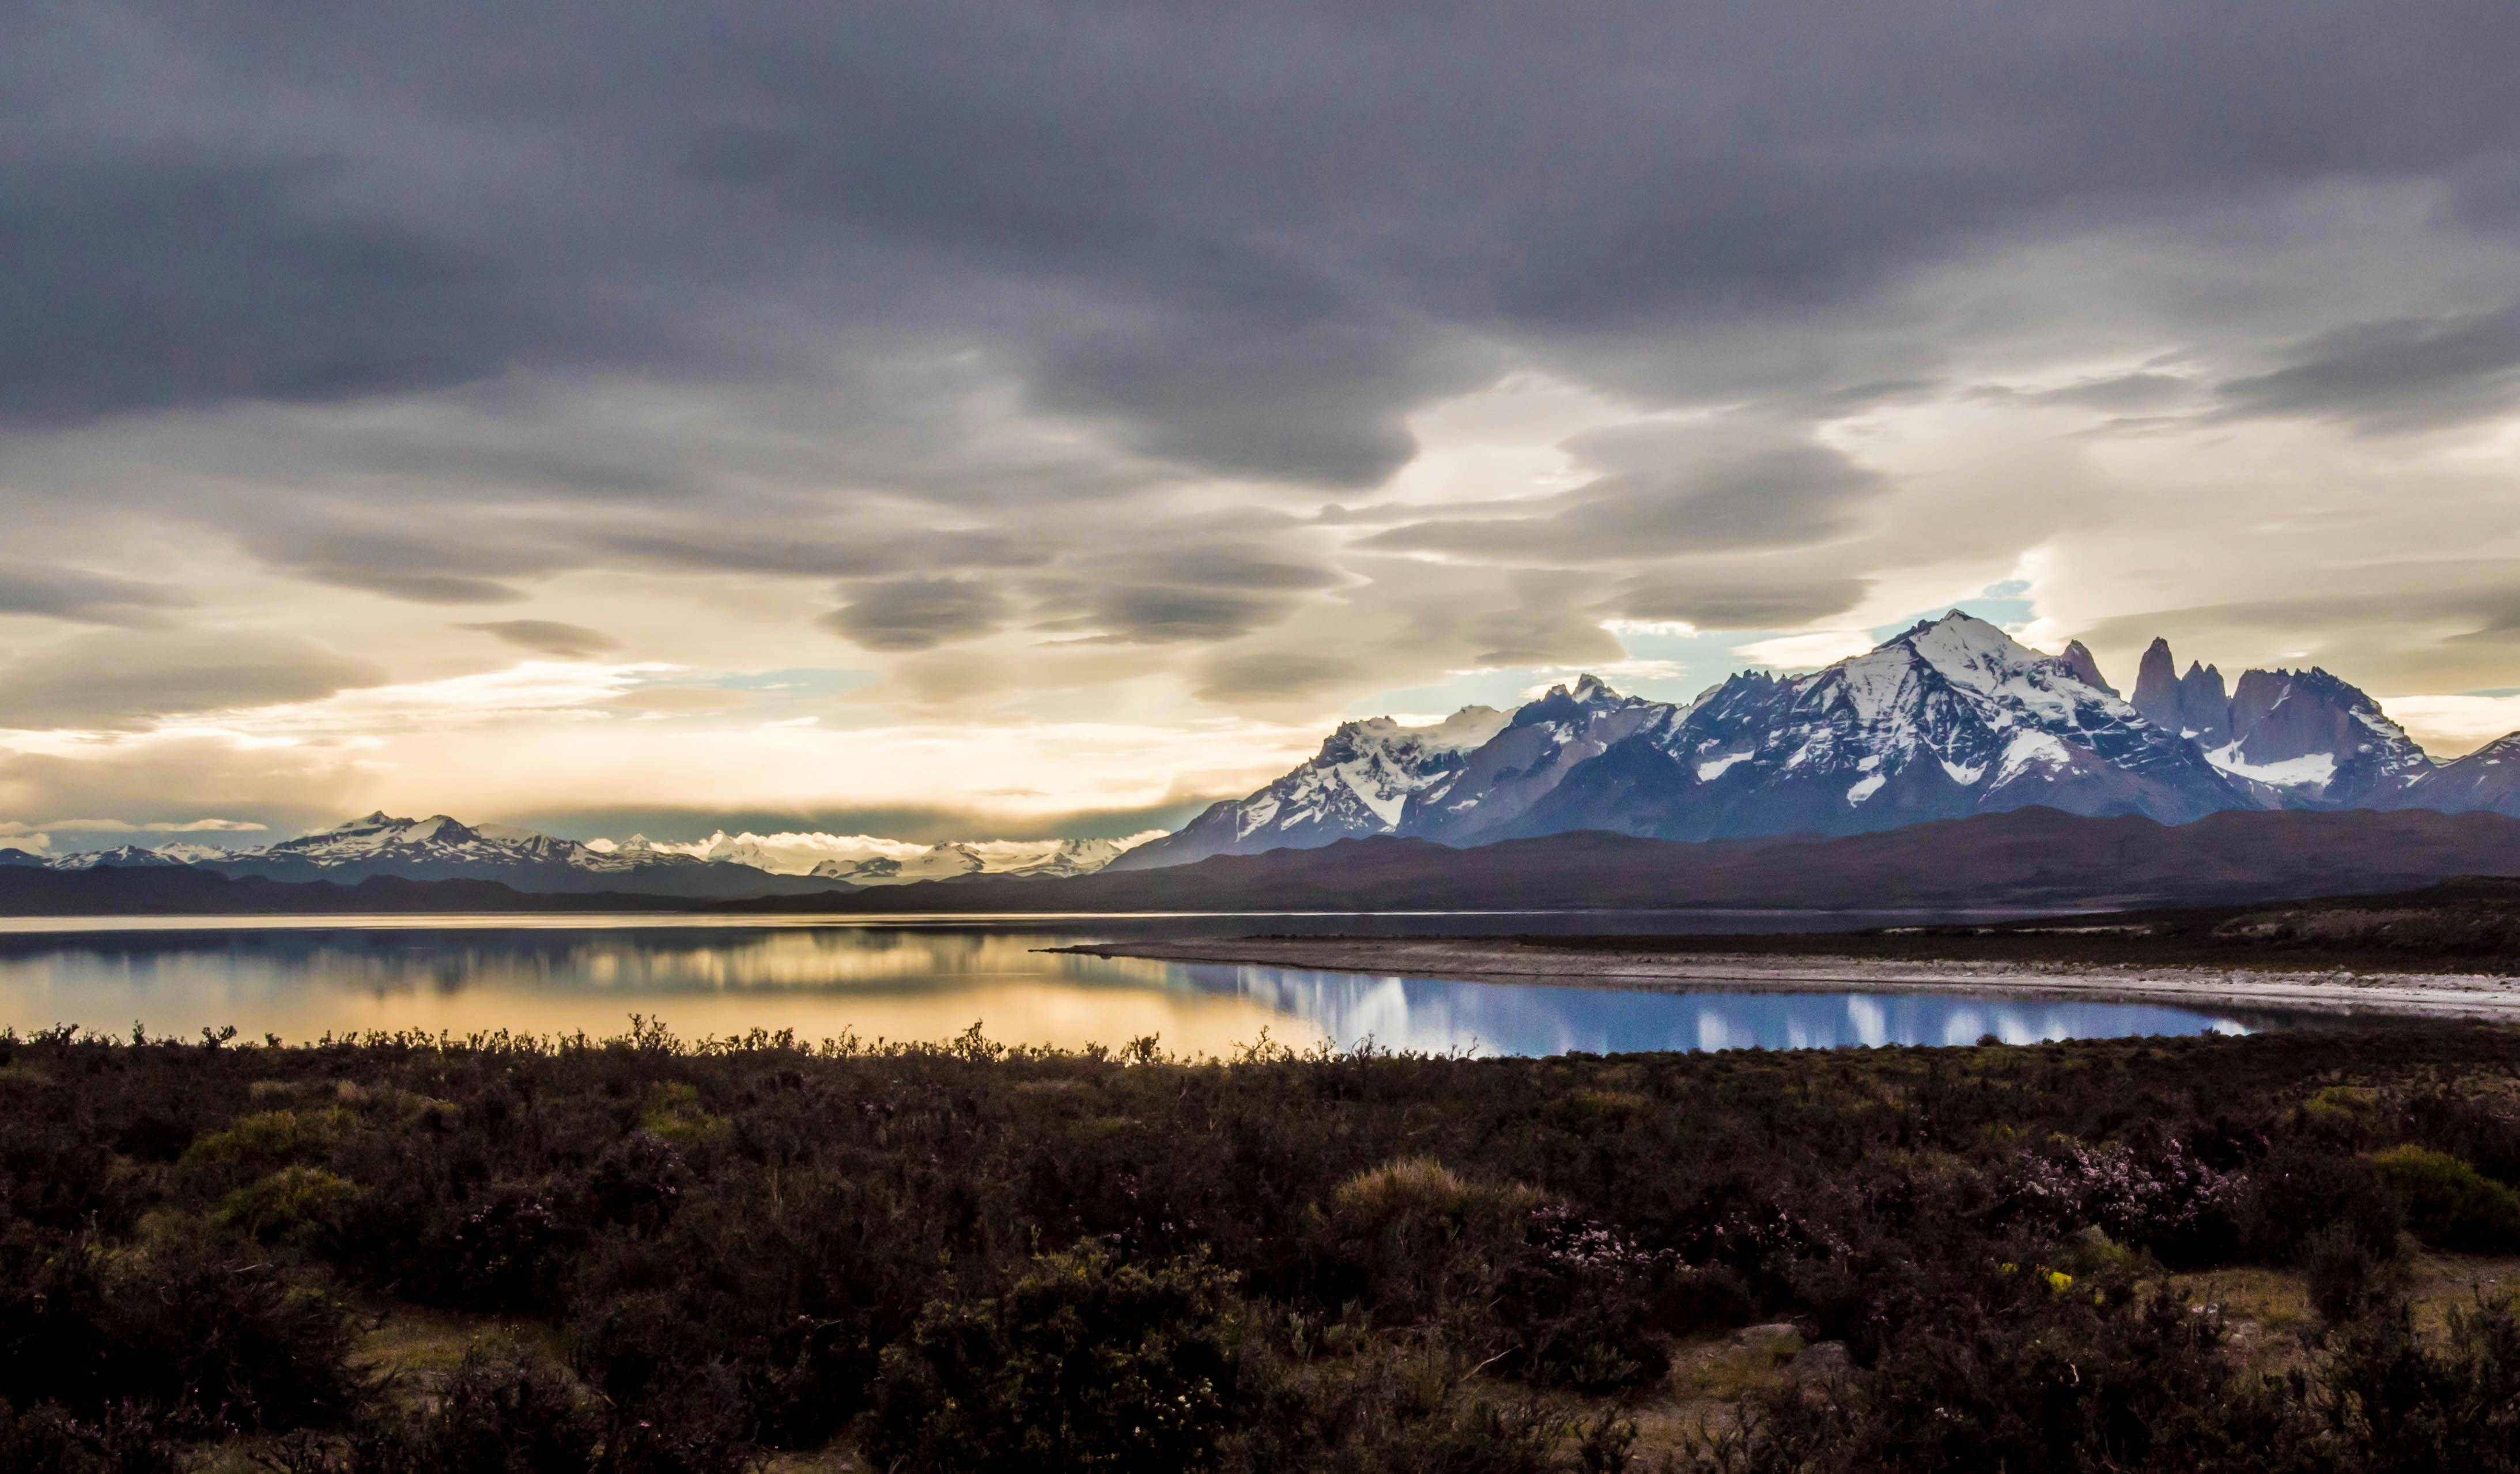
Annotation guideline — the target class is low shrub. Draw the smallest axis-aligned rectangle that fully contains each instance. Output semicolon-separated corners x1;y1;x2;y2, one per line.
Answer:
0;1400;180;1474
183;1108;343;1168
869;1243;1245;1473
2369;1145;2520;1253
216;1166;364;1248
2317;1297;2520;1472
2300;1222;2398;1327
354;1347;602;1474
2239;1147;2404;1265
1325;1158;1546;1328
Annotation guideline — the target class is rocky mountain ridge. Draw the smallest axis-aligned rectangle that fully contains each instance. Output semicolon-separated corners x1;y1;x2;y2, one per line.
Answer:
1112;613;2516;870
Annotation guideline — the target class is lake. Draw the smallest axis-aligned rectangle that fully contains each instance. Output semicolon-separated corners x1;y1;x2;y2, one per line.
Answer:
0;914;2268;1057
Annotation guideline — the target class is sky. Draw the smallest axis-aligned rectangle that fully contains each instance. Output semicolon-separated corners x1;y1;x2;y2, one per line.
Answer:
6;1;2520;853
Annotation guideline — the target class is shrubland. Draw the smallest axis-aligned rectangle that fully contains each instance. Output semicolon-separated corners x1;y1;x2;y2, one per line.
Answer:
1;1017;2516;1471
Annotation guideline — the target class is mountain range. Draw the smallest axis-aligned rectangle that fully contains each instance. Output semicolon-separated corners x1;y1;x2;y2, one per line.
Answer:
12;612;2518;905
1112;613;2520;870
0;814;1151;899
16;806;2520;918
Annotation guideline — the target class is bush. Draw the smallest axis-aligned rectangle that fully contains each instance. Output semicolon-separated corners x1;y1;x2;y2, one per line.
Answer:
216;1166;364;1248
1493;1208;1678;1393
869;1243;1245;1473
184;1108;342;1168
437;1182;579;1313
602;1358;755;1474
0;1400;180;1474
1712;1276;2310;1473
345;1347;602;1474
1324;1158;1544;1327
98;1231;364;1434
2240;1147;2403;1265
0;1223;359;1435
2300;1222;2395;1326
2369;1145;2520;1253
2317;1297;2520;1473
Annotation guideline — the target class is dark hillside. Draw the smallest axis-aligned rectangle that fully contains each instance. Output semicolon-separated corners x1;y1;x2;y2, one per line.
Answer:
1520;875;2520;974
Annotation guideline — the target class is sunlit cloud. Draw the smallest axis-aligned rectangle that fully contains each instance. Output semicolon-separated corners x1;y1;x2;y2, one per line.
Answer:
1731;629;1882;671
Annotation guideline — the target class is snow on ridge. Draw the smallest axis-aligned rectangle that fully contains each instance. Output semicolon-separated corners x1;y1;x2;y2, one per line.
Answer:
1335;704;1509;753
1994;730;2074;785
595;827;1162;878
2204;743;2339;790
1696;752;1752;781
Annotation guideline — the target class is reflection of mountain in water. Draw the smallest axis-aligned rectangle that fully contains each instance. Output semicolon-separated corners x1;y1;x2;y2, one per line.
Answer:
3;925;2276;1057
1182;964;2251;1056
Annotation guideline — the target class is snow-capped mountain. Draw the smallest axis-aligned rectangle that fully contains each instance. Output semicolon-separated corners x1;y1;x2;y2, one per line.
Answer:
1115;612;2520;868
2397;732;2520;815
22;815;1159;896
605;830;1156;885
37;845;194;871
1403;677;1663;846
2133;641;2432;808
1109;704;1509;870
1514;614;2249;842
176;812;841;898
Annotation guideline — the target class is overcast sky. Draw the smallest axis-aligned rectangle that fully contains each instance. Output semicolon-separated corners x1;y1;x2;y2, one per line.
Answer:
7;1;2520;849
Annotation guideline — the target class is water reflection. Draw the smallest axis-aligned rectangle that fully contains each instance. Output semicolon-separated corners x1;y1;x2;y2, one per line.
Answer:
0;923;2262;1057
1189;964;2249;1055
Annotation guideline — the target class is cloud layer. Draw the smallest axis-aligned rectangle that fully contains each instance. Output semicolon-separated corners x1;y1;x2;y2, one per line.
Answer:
4;1;2519;838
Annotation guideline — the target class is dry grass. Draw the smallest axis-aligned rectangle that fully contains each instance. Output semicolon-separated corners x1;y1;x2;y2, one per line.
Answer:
1333;1155;1547;1224
2167;1250;2520;1377
354;1303;567;1384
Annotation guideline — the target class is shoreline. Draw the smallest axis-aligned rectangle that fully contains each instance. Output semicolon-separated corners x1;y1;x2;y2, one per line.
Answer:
1046;936;2520;1018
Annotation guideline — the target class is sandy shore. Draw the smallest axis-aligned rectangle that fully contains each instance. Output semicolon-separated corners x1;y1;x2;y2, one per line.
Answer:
1046;937;2520;1018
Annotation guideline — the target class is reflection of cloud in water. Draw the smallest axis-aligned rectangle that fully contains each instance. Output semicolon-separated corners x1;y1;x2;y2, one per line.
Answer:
0;927;2258;1057
0;929;1303;1053
1184;967;2250;1057
3;929;1157;999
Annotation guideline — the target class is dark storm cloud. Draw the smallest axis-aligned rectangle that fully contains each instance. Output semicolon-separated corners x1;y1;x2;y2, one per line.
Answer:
1023;541;1342;643
459;620;624;658
2215;303;2520;430
598;527;1051;579
2072;564;2520;688
0;563;192;626
1192;651;1361;703
1614;568;1872;630
1363;432;1880;564
237;522;569;605
1;632;381;730
1992;373;2201;413
1034;587;1277;645
0;160;569;425
819;578;1010;653
1030;306;1471;488
12;0;2520;477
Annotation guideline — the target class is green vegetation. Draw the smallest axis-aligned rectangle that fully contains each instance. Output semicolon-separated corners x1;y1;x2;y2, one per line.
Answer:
1;1019;2517;1470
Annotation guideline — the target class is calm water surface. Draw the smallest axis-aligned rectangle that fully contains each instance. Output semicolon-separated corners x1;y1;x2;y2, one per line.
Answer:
0;914;2266;1057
